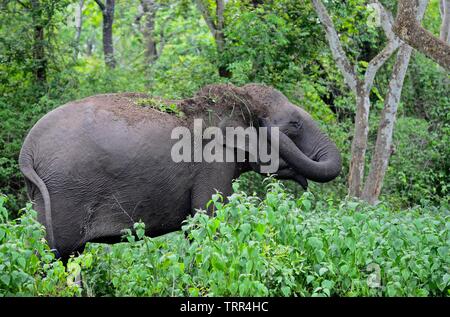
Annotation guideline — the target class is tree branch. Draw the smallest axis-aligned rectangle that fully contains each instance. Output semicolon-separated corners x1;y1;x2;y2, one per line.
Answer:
311;0;357;93
440;0;450;43
371;0;396;40
194;0;217;36
16;0;30;9
94;0;105;12
363;1;402;94
364;0;428;94
393;0;450;70
216;0;224;31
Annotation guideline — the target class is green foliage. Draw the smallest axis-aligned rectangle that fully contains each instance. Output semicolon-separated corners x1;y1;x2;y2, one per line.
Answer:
135;97;185;117
0;0;448;297
0;96;59;213
0;179;447;297
382;117;449;206
0;0;447;211
73;180;449;297
0;195;80;296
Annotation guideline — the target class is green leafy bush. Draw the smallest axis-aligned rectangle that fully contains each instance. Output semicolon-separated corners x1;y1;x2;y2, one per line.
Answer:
0;195;80;296
75;180;449;297
382;117;449;206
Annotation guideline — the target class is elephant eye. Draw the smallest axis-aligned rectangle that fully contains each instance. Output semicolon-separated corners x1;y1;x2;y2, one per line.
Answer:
290;120;302;129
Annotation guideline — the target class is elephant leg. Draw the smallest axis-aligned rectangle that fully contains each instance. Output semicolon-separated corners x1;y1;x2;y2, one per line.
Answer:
191;163;235;216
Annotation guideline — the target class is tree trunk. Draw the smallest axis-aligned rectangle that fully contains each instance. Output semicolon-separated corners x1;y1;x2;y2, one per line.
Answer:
140;0;158;65
440;0;450;43
362;0;428;204
102;0;116;68
195;0;230;77
348;83;370;197
30;0;46;87
33;24;46;82
311;0;405;199
95;0;116;68
361;45;413;204
74;0;84;61
215;0;230;77
86;36;94;56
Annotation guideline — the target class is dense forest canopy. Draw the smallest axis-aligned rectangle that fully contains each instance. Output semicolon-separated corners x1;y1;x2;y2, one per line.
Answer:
0;0;448;297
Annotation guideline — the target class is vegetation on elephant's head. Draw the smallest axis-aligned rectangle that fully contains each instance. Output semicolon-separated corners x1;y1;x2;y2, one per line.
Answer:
134;97;185;118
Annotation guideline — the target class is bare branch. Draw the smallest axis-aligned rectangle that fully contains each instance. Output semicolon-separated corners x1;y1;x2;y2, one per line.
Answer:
94;0;105;12
363;42;400;94
370;0;396;40
361;0;429;204
16;0;30;9
364;0;428;94
364;1;401;94
311;0;357;93
440;0;450;43
393;0;450;70
194;0;217;36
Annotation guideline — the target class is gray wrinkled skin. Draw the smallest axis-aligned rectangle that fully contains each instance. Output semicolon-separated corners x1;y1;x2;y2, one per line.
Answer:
19;83;341;259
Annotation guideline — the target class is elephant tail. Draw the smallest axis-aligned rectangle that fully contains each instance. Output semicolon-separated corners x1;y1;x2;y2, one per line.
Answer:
19;155;56;252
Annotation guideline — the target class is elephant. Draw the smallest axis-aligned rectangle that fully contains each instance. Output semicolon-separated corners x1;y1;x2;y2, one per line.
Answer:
19;83;341;260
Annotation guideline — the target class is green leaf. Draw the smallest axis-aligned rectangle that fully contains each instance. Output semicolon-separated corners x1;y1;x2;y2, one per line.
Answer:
302;199;311;211
17;257;26;269
319;267;329;276
281;286;291;296
0;275;11;286
308;237;323;250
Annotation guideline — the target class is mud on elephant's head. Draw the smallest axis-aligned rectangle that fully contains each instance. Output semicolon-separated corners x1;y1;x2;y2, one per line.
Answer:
190;83;342;187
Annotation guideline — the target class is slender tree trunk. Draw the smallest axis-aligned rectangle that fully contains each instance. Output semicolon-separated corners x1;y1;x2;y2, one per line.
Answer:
348;83;370;197
74;0;84;61
140;0;158;65
95;0;116;68
102;0;115;68
361;46;413;203
313;0;432;203
30;0;47;86
440;0;450;43
312;0;402;199
195;0;230;77
215;0;229;77
33;24;46;82
362;1;428;204
86;36;94;56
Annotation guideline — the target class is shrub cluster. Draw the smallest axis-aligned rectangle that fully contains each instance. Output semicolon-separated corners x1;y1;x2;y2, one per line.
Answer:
0;196;80;296
74;180;449;297
1;180;448;297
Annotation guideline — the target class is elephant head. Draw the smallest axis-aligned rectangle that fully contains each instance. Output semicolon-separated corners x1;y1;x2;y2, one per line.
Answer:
192;83;342;188
240;83;342;187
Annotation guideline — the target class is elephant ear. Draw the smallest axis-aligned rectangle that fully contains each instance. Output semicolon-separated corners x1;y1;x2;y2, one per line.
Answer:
217;114;281;173
214;115;259;164
198;83;265;163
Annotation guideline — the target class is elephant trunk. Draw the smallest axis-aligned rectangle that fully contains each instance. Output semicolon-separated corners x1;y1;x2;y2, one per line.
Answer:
263;120;342;183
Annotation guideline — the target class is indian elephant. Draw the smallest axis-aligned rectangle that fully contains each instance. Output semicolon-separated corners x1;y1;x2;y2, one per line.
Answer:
19;83;341;260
